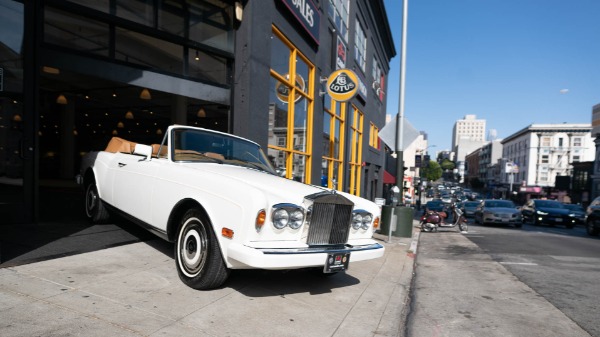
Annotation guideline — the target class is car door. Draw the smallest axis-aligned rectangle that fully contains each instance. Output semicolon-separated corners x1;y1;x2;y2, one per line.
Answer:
111;152;160;225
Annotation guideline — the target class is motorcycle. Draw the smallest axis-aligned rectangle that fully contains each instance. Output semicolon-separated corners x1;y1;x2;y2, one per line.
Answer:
420;202;468;233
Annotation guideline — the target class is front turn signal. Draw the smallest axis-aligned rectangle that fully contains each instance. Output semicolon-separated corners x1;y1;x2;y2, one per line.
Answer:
373;217;380;230
255;209;266;232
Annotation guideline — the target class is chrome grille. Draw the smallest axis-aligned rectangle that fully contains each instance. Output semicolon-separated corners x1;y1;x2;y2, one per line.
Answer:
306;192;354;246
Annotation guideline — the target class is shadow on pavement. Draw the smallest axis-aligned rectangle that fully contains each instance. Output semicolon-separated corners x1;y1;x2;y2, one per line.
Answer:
0;186;155;267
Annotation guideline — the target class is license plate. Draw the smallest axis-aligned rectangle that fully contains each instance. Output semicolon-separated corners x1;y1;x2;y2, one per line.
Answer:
502;218;509;222
324;252;350;273
555;218;563;222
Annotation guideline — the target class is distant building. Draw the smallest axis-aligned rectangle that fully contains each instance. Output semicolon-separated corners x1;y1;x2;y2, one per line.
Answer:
500;123;594;200
464;148;481;187
452;115;486;151
452;115;486;183
479;139;503;189
591;103;600;198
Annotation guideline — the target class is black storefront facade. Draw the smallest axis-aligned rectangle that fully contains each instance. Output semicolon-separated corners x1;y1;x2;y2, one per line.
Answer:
0;0;395;224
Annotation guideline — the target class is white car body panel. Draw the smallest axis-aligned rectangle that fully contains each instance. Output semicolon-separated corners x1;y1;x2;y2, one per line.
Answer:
79;125;384;272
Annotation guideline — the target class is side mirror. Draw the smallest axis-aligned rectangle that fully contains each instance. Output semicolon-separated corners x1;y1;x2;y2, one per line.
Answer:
133;144;153;161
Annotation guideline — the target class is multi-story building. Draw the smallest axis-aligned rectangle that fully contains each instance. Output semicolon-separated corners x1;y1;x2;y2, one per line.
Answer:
452;115;486;183
464;148;481;187
590;103;600;198
500;123;594;199
452;115;486;151
0;0;396;223
479;139;503;188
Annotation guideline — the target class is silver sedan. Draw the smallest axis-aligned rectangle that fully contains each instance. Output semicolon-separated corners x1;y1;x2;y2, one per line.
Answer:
474;199;522;228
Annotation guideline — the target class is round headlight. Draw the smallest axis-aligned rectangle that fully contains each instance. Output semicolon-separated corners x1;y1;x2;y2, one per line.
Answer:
361;214;373;230
272;209;289;229
352;213;363;230
289;209;304;229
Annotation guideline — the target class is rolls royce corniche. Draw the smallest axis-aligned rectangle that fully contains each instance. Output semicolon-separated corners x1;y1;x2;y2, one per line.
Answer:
77;125;384;289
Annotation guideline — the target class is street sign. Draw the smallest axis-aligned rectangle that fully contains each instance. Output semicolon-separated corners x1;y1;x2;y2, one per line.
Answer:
326;69;358;102
379;115;419;152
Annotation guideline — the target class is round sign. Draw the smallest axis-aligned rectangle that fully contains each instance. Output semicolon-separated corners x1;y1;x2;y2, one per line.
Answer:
275;74;306;104
326;69;359;102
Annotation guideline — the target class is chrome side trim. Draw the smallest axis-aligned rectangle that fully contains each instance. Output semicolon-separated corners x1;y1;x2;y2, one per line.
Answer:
258;243;383;255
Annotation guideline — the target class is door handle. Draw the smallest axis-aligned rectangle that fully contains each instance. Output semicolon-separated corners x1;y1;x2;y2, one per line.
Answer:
118;162;126;167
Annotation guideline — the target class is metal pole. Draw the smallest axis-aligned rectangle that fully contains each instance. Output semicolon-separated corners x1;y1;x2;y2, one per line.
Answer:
390;0;409;242
394;0;408;207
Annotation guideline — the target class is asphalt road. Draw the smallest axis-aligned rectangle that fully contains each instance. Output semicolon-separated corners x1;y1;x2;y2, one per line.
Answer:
406;221;594;337
463;222;600;337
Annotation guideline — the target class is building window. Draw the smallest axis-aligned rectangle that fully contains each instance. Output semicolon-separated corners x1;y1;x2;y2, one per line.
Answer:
573;137;582;147
369;123;379;149
322;96;346;190
348;105;364;196
354;20;366;72
268;26;314;183
573;155;580;162
541;136;551;147
541;155;549;164
327;0;350;42
372;57;384;101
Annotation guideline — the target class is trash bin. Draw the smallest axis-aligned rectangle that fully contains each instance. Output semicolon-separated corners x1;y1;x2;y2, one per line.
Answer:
379;205;414;238
379;205;394;235
393;206;414;238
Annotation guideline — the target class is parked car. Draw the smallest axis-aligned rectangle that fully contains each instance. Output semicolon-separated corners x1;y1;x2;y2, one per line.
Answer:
460;201;480;218
78;125;384;289
474;199;522;228
423;200;447;214
585;196;600;236
521;199;576;229
562;204;586;224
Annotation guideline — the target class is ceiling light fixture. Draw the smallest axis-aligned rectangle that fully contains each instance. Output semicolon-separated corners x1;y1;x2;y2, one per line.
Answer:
195;50;200;61
56;94;68;105
140;88;151;100
125;110;134;119
197;107;206;118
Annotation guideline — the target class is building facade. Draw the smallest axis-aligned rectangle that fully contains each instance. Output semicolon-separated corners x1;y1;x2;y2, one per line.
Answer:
478;139;503;190
500;124;594;198
0;0;396;223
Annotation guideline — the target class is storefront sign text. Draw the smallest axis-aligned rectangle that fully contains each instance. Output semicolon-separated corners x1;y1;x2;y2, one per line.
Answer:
280;0;320;45
326;69;358;102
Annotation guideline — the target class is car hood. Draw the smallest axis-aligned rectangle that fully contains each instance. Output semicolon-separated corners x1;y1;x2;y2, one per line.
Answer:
485;207;519;214
179;163;373;209
537;207;571;215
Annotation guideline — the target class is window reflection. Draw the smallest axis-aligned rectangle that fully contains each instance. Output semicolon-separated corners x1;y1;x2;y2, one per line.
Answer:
44;8;109;57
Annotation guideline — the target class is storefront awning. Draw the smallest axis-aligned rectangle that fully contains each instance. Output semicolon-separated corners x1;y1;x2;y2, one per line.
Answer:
384;170;396;184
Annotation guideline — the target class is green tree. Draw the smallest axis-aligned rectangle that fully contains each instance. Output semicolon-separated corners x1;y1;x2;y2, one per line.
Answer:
421;160;442;182
440;159;456;171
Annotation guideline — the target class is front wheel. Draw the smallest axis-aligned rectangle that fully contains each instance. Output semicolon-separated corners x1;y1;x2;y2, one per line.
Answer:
586;220;599;236
458;218;468;232
421;222;434;232
175;209;230;290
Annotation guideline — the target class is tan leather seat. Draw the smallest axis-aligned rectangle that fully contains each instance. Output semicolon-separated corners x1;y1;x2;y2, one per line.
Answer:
105;137;137;153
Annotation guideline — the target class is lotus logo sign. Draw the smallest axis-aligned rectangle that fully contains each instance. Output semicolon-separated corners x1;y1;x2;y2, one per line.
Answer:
326;69;358;102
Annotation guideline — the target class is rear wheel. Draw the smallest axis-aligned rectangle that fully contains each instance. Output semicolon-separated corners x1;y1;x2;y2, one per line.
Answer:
458;218;468;232
85;179;110;223
175;209;230;290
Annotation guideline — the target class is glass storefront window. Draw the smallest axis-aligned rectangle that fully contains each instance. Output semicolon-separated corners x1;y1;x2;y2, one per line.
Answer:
68;0;110;13
188;1;234;53
348;105;363;196
44;8;110;57
188;48;229;85
115;27;183;74
321;95;345;191
268;26;314;183
116;0;154;26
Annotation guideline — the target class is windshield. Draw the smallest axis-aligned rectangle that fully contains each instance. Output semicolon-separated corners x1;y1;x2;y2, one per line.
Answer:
563;204;584;212
484;200;515;208
168;128;276;174
534;200;564;208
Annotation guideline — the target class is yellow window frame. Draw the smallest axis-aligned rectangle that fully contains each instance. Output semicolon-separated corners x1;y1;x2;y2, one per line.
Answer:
348;105;364;196
268;26;315;183
323;99;346;190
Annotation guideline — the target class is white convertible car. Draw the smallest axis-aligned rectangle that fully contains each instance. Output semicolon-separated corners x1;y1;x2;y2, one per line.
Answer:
78;125;384;289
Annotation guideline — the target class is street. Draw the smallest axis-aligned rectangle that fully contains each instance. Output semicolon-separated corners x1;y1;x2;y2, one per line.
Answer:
407;220;598;337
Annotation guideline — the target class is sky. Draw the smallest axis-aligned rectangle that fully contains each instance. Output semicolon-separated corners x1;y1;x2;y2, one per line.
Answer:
382;0;600;155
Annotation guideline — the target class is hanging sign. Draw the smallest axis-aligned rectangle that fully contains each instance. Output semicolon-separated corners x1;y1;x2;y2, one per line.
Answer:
326;69;358;102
